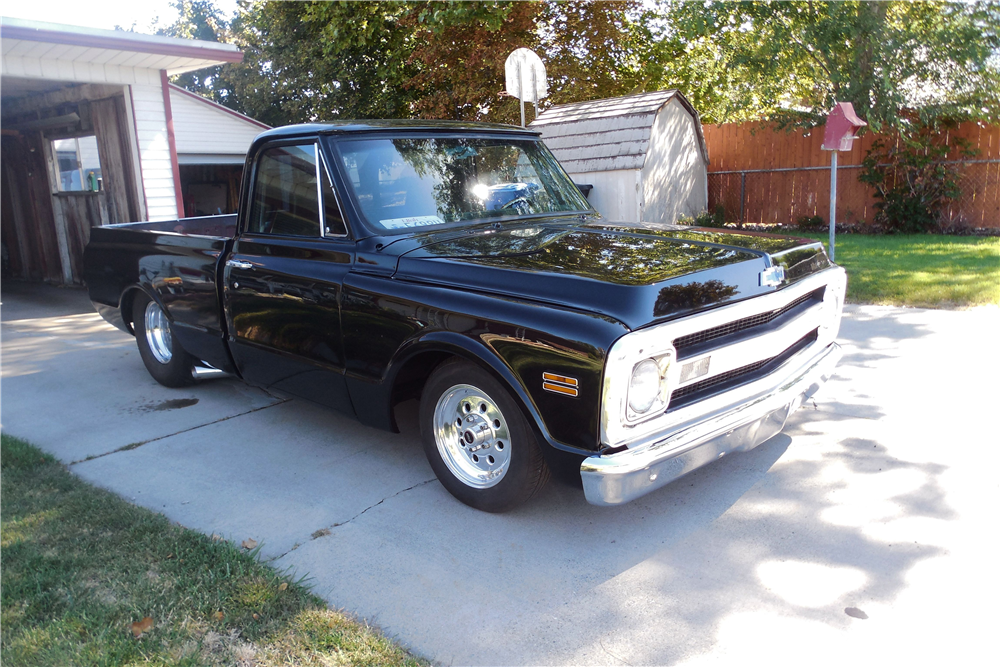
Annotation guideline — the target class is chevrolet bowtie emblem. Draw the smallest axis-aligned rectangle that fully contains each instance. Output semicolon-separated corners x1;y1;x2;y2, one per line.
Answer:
759;265;786;287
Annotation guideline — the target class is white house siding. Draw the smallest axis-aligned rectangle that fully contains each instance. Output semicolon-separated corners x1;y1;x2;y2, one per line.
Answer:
567;169;642;222
641;98;709;224
169;87;264;158
129;84;179;220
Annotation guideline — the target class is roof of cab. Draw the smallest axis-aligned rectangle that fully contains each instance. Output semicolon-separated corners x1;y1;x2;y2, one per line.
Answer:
253;119;541;142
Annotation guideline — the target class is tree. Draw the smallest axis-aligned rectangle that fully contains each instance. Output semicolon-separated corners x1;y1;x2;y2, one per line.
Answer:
402;1;541;123
156;1;230;97
539;1;658;105
655;1;1000;130
178;1;658;127
211;1;420;126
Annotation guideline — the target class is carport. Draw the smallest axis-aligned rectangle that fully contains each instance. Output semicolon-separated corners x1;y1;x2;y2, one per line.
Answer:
0;18;243;284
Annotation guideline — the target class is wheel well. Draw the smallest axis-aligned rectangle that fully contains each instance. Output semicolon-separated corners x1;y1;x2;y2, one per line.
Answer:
120;287;144;334
388;349;541;442
389;351;453;412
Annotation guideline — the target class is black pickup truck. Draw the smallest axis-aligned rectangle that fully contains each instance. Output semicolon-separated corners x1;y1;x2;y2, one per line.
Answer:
84;120;845;512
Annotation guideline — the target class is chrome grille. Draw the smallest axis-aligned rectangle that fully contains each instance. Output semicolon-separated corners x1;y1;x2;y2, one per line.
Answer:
672;287;824;357
669;328;819;409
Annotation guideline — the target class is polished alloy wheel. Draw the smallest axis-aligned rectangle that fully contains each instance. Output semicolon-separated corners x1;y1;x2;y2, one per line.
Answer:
432;383;511;488
144;300;173;364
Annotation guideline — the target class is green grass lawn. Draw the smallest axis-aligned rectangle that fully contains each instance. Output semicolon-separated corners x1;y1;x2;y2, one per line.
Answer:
794;232;1000;308
0;434;426;667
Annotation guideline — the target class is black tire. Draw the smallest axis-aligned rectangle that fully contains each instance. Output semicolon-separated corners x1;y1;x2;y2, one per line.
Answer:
420;359;550;512
132;293;195;388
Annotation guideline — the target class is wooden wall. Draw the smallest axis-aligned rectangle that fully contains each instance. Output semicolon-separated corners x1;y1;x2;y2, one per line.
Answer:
1;132;63;282
91;95;143;224
51;193;108;283
702;121;999;228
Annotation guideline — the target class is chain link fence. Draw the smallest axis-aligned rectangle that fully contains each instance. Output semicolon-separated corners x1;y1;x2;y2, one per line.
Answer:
707;159;999;228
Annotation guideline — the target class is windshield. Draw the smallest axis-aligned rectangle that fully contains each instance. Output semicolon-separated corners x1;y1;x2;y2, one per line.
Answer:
334;136;591;234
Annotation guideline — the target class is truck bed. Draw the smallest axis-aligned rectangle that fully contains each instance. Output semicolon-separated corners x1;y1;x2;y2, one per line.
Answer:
84;214;238;372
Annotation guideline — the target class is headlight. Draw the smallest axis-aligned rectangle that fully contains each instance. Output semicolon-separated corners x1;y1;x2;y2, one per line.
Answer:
628;359;661;414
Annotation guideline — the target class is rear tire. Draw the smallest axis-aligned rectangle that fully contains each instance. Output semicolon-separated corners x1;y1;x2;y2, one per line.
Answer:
420;359;550;512
132;293;195;388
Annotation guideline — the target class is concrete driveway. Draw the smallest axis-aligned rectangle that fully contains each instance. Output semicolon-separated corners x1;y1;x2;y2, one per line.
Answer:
2;281;997;666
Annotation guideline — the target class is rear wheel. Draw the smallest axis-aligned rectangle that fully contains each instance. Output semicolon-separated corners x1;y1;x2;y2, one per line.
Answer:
420;359;549;512
132;293;195;387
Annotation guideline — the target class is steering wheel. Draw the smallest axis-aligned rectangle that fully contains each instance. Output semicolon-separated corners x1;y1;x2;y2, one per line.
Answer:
500;197;532;216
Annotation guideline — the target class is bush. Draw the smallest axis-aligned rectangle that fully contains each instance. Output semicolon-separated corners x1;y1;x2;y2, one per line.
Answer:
859;117;976;233
678;205;727;228
797;215;826;231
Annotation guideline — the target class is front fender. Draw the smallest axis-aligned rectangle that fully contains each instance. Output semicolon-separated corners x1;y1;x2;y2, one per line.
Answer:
342;274;627;453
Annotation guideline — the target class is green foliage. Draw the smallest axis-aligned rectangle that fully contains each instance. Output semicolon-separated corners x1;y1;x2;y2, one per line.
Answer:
654;1;1000;129
165;1;659;127
797;215;827;231
858;117;977;233
203;2;420;125
678;207;727;228
156;1;230;97
161;1;999;146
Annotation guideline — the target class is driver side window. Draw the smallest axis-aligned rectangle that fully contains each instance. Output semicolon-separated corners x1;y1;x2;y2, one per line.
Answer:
248;143;347;237
248;144;321;237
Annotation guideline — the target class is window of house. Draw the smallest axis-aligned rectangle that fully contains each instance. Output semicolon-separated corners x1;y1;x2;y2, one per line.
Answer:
51;136;102;192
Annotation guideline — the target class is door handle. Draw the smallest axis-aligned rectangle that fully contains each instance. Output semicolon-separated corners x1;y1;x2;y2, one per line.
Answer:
226;259;254;270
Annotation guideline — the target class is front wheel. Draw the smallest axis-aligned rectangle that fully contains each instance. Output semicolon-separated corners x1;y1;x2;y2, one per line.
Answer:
420;359;550;512
132;293;195;387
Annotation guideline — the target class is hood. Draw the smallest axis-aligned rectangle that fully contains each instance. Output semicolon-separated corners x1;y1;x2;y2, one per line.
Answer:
392;220;830;329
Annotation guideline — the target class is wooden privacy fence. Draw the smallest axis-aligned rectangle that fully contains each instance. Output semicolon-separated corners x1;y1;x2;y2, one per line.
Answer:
702;121;1000;228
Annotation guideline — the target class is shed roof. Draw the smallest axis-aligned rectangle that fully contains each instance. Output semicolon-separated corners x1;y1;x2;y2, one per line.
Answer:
531;90;709;173
0;17;242;76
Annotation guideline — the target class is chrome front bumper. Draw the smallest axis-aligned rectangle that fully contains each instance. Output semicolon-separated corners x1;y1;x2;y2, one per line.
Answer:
580;341;842;506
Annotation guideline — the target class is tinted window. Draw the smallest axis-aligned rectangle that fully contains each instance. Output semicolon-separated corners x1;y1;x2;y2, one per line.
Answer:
248;145;321;237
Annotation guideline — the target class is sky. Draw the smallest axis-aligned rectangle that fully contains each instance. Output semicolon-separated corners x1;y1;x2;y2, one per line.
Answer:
2;0;240;35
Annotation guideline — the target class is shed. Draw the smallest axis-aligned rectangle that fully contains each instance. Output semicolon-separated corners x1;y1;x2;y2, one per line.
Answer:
0;18;257;284
531;90;709;224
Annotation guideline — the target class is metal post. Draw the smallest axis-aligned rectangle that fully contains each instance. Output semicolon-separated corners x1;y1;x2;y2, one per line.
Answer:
518;61;525;128
739;171;746;223
829;151;837;262
530;66;537;124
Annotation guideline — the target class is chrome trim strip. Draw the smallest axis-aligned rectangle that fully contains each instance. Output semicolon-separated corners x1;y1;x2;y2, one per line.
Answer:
582;341;842;506
674;302;821;387
314;142;325;238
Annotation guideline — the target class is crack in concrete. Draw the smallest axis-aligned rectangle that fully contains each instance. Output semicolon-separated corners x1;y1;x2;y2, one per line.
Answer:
266;478;437;564
69;398;291;465
329;478;437;529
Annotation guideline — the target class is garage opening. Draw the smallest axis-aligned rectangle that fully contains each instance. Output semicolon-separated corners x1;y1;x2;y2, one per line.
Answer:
1;80;144;284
